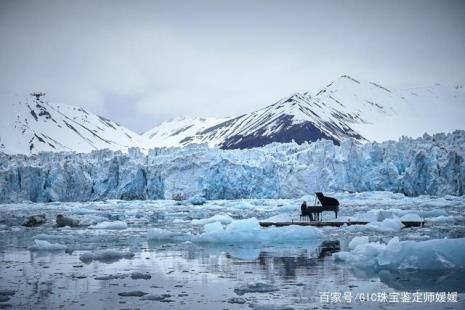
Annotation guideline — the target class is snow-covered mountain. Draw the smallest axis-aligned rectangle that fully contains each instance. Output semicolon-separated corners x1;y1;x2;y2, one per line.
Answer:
0;94;147;154
142;116;231;148
2;76;463;154
144;75;464;149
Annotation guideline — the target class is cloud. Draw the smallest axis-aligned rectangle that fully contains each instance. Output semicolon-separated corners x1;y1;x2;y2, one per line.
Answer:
1;0;464;132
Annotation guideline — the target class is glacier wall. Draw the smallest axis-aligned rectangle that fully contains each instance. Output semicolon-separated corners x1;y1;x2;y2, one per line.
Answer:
0;131;464;203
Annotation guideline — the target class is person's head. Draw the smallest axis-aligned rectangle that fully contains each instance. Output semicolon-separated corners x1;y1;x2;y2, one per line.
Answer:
303;201;307;204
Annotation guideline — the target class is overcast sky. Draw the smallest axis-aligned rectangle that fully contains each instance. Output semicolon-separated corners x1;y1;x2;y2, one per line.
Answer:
1;0;464;133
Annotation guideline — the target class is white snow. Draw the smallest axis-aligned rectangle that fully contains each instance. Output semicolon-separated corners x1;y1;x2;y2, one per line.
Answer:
0;94;149;155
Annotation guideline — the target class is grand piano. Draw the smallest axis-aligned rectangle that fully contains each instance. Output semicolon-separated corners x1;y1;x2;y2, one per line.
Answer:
301;192;339;221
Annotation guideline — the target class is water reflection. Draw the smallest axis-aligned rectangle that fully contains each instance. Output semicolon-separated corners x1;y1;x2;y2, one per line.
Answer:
378;269;465;293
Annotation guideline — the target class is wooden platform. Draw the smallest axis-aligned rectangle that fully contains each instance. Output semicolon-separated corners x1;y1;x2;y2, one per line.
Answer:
259;220;425;228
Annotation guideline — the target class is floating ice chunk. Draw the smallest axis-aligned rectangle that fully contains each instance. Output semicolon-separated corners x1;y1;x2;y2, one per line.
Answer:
188;195;207;205
429;215;456;223
418;200;454;208
29;239;67;251
418;209;448;218
79;249;135;263
335;237;465;270
203;221;223;233
364;218;404;232
234;282;279;295
191;214;233;225
400;213;423;222
194;217;324;244
348;236;369;250
147;227;177;240
73;208;97;214
262;214;293;222
90;221;128;229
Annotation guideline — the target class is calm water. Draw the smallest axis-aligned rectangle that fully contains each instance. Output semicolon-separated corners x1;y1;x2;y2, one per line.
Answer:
1;194;464;309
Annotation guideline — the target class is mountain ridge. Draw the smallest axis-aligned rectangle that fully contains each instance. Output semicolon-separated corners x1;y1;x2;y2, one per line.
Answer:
1;75;464;154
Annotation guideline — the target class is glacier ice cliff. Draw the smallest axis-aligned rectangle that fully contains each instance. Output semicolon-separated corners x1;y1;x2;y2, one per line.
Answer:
0;131;464;202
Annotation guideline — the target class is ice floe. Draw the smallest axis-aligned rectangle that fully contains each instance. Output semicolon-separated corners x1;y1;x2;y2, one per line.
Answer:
335;237;465;270
29;239;67;251
90;221;128;229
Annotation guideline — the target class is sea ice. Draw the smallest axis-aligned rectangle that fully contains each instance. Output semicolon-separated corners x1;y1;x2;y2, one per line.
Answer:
234;282;279;295
191;214;234;225
147;227;178;240
400;213;423;222
90;221;128;229
348;236;369;250
29;239;67;251
335;237;465;270
193;218;324;244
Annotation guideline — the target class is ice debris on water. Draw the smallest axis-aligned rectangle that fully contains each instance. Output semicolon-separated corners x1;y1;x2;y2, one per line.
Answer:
147;217;324;244
335;237;465;270
79;249;135;263
191;214;233;225
29;239;67;251
90;221;128;229
188;195;207;205
147;227;179;240
400;213;423;222
234;282;279;295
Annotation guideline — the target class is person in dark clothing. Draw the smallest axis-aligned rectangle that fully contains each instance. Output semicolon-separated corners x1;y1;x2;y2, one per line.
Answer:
300;201;313;221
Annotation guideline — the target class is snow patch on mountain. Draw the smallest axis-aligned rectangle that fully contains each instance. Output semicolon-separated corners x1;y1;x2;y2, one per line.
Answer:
0;94;148;154
144;76;464;149
142;116;230;147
